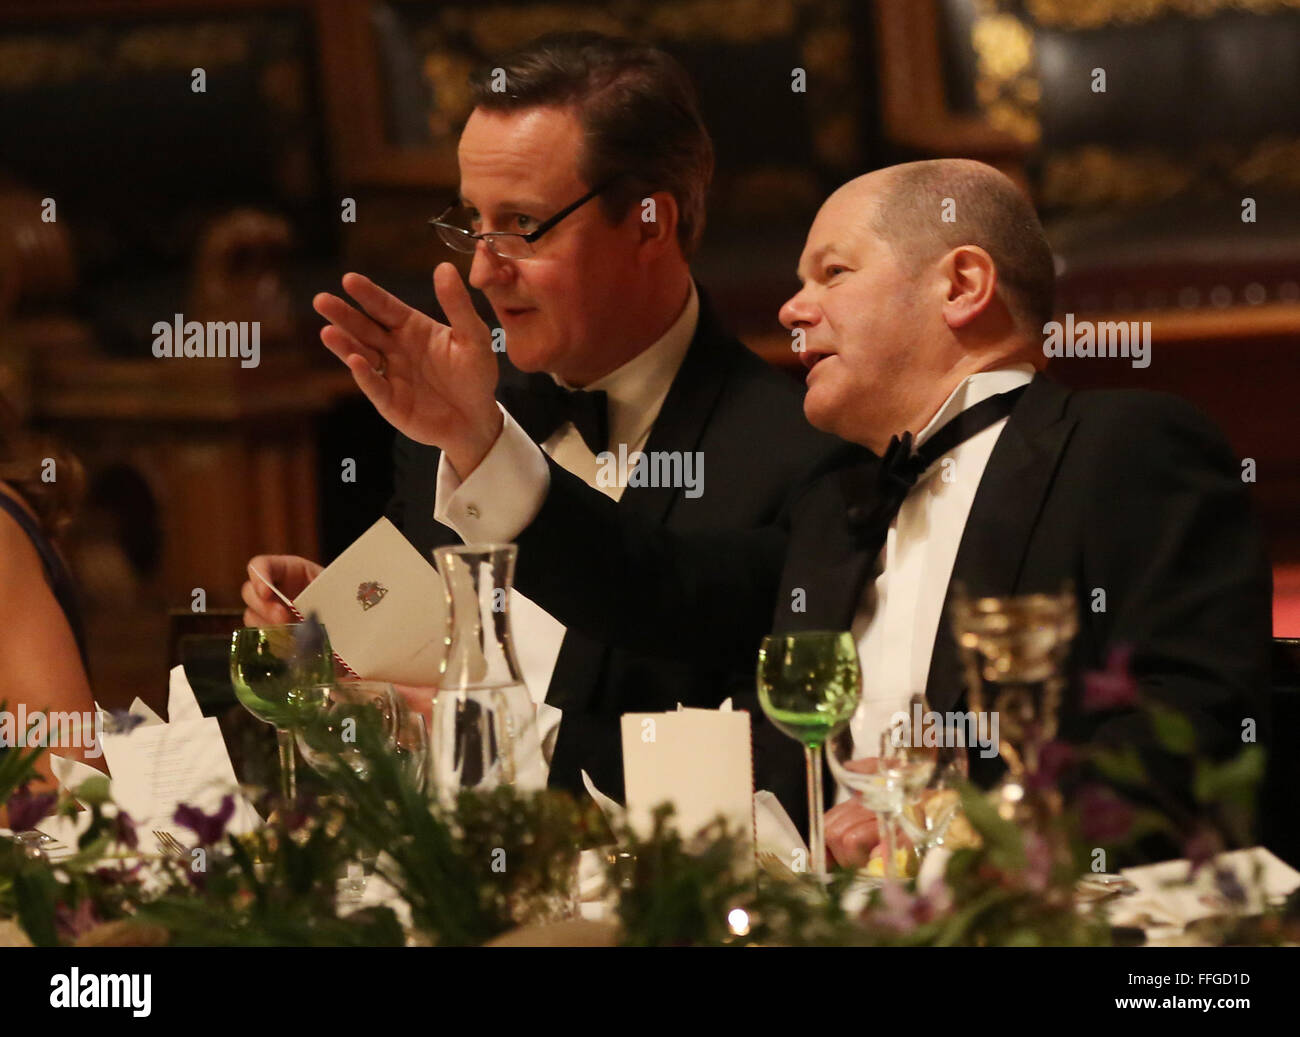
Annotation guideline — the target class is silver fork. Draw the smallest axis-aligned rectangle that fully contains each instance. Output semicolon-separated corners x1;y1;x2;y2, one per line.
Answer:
164;831;190;856
153;830;188;858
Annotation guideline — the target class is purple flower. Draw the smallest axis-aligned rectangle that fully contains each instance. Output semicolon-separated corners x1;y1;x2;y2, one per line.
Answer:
173;794;235;845
1078;785;1134;844
913;878;953;922
1027;740;1076;792
1213;866;1248;906
1023;832;1053;893
93;861;143;885
280;791;317;834
293;613;327;668
112;809;138;850
6;785;57;831
55;899;100;942
104;709;146;735
1184;827;1220;874
1083;645;1139;712
871;878;953;932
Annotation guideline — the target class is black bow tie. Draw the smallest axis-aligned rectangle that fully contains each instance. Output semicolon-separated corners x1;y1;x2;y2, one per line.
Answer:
845;385;1029;553
499;374;610;455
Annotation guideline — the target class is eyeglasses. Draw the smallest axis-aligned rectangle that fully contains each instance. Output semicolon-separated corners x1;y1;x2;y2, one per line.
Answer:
429;180;616;260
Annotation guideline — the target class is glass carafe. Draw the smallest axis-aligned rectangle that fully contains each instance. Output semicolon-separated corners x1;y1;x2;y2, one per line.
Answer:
430;544;545;806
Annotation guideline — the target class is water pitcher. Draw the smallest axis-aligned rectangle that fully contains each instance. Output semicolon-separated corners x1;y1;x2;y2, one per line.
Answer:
430;544;545;806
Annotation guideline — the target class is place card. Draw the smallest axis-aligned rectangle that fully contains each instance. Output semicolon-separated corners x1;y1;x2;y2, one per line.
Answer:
252;518;450;685
620;708;754;863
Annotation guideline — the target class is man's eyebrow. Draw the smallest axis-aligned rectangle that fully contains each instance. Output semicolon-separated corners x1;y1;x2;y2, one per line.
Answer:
796;245;837;282
457;195;546;213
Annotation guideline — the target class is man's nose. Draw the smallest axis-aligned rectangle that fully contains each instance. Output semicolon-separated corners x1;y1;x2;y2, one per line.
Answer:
468;240;513;290
779;287;817;331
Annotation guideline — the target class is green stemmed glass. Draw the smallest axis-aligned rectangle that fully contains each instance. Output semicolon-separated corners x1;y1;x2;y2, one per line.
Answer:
757;631;862;881
229;623;335;802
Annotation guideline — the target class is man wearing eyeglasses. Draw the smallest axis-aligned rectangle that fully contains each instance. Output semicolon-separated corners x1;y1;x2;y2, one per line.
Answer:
242;32;855;802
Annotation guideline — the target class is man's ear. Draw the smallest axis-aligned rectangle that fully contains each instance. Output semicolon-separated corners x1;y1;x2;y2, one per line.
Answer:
940;245;999;329
634;190;679;256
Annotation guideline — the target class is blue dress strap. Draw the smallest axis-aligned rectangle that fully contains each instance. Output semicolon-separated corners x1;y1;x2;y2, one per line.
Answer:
0;491;90;673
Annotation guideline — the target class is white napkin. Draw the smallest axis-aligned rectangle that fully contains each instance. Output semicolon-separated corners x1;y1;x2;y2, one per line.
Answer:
352;853;414;932
581;768;626;830
167;665;203;726
754;790;809;871
918;846;952;889
42;682;186;814
69;666;262;845
49;754;110;803
126;697;164;727
1106;847;1300;935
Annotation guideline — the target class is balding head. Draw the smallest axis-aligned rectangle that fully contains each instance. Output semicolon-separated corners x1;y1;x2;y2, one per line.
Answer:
780;160;1052;452
867;160;1055;334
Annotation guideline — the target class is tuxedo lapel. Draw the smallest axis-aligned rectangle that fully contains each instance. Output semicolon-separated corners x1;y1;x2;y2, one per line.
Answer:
618;286;731;524
547;287;733;719
925;376;1078;712
777;460;879;632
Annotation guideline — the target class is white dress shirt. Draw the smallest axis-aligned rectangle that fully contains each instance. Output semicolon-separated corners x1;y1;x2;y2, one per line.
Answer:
845;364;1036;790
432;280;700;779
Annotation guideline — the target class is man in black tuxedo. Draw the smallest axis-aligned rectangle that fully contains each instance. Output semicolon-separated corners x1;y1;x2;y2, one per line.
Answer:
358;157;1270;862
769;162;1273;861
240;33;852;802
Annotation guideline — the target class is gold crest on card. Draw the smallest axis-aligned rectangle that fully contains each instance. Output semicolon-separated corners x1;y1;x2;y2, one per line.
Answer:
356;581;387;610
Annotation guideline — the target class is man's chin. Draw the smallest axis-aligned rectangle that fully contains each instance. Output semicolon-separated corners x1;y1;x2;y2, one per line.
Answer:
802;386;840;436
502;341;556;374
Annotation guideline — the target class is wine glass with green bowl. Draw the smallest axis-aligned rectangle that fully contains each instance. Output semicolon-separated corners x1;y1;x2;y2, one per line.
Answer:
757;630;862;881
229;621;335;802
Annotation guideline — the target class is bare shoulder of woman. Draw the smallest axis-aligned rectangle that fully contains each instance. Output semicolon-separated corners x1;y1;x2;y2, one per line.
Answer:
0;481;102;779
0;480;47;582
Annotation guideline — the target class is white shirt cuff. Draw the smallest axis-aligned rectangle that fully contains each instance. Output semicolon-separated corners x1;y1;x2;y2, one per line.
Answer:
433;403;552;543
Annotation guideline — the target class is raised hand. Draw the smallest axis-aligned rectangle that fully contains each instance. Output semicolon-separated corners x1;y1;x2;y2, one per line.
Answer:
314;264;504;477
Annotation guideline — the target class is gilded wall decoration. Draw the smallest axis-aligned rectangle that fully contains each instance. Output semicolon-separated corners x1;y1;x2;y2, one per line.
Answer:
1026;0;1300;29
0;21;268;89
399;0;862;212
967;0;1300;207
970;6;1040;144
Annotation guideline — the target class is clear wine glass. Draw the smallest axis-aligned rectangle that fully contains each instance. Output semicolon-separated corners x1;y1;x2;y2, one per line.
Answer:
229;623;335;802
897;738;969;865
292;680;406;909
393;707;429;794
827;701;936;881
293;681;401;781
756;631;862;881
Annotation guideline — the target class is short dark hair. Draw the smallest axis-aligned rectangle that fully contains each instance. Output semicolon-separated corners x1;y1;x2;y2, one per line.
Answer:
469;32;714;258
870;160;1056;333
